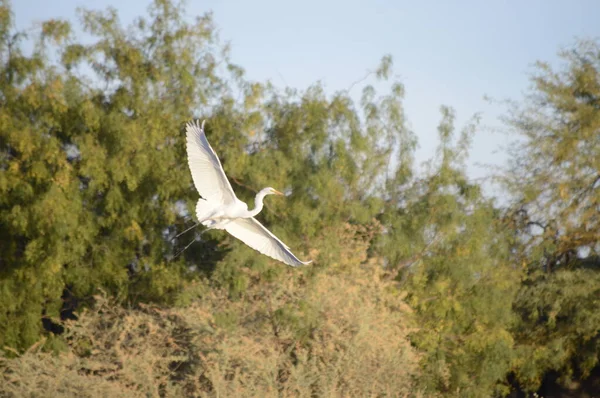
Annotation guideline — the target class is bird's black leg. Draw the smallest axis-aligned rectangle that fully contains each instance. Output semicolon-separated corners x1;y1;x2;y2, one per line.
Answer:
170;222;200;242
172;227;212;259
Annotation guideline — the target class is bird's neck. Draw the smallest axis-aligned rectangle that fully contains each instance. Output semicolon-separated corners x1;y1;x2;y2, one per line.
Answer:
248;190;268;217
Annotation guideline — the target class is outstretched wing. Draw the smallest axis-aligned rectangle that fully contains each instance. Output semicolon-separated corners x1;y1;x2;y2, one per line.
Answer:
185;120;237;205
224;217;312;267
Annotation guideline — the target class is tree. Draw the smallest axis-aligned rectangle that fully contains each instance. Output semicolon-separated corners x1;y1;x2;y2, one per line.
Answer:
0;0;411;354
377;107;519;397
0;0;241;350
502;39;600;393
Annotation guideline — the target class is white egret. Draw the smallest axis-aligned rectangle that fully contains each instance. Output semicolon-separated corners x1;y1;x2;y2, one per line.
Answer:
184;120;312;267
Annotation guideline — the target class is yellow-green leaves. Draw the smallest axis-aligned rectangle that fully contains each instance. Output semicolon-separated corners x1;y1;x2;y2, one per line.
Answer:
41;19;71;45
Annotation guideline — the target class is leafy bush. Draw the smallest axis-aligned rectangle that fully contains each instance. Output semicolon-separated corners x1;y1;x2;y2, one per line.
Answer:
0;223;422;397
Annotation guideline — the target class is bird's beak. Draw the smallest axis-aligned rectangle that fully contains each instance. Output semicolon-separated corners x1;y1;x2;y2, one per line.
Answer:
273;189;284;196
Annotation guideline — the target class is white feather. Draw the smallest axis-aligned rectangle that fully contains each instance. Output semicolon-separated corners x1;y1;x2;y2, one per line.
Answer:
225;218;312;267
185;120;237;205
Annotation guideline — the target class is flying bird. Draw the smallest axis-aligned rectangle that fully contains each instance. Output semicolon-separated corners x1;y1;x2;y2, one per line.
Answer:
184;120;312;267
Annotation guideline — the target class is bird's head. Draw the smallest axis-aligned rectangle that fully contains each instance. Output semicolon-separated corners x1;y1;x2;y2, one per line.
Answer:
264;187;285;196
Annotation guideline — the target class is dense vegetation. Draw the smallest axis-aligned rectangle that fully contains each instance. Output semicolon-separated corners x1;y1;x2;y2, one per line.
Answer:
1;0;599;396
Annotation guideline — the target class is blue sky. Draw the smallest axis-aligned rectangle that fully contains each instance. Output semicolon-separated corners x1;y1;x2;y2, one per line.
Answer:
12;0;600;190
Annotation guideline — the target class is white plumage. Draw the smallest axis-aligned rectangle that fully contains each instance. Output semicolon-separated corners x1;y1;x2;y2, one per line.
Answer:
185;120;311;267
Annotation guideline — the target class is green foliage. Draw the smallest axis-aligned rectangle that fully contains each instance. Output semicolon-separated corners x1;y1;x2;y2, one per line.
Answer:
0;0;238;350
377;107;518;396
502;39;600;393
512;268;600;391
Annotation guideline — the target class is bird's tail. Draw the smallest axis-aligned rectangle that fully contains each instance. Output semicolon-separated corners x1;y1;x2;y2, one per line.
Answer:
195;198;217;227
